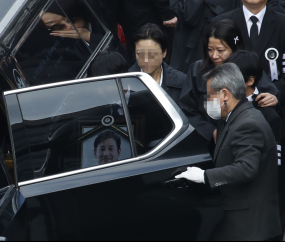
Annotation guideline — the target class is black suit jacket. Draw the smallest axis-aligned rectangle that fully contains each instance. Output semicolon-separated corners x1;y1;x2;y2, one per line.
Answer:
129;62;186;104
252;101;282;144
206;101;281;241
170;0;242;73
213;8;285;107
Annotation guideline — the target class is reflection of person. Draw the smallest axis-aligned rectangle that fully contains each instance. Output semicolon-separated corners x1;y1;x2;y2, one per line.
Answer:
179;19;279;144
94;131;121;165
176;63;282;241
129;23;186;104
41;12;91;43
88;52;128;77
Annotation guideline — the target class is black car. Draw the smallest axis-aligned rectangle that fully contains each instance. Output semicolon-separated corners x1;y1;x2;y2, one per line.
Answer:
0;0;283;241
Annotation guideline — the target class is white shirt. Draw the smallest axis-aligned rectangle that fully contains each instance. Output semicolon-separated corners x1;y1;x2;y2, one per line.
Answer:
243;5;267;37
141;66;163;86
247;87;260;102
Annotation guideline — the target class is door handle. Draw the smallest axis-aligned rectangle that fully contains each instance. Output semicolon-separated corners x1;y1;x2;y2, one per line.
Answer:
164;178;192;189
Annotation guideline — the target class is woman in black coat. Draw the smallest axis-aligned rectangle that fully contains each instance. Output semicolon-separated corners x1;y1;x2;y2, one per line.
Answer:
129;23;186;104
179;19;279;143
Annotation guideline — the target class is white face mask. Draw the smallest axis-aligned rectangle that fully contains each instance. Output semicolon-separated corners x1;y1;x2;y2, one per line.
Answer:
205;98;224;120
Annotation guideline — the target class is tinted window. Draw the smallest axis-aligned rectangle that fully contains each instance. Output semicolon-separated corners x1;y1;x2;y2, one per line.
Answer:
17;80;132;181
121;77;173;155
14;0;107;86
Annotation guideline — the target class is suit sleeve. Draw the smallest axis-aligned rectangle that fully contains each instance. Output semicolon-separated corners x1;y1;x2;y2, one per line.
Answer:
257;71;280;97
154;0;176;21
179;66;216;141
170;0;204;26
206;121;265;189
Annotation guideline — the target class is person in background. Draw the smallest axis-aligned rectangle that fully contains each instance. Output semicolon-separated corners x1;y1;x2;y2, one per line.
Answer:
225;50;282;153
176;63;282;241
129;23;186;104
122;0;177;64
179;19;279;146
88;52;128;77
169;0;242;74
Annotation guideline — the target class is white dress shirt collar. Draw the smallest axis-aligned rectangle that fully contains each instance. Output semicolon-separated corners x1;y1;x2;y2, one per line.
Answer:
243;5;267;36
141;66;163;87
247;87;260;102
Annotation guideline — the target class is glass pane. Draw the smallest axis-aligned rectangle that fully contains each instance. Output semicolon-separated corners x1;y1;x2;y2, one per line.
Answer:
0;0;16;22
121;77;174;156
17;80;132;182
14;1;93;86
56;0;107;52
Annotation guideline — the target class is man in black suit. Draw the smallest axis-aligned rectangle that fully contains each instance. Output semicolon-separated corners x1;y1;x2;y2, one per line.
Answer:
170;0;242;73
176;63;282;241
213;0;285;228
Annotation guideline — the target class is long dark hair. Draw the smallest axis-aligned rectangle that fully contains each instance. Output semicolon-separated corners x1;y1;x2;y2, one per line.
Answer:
200;19;245;72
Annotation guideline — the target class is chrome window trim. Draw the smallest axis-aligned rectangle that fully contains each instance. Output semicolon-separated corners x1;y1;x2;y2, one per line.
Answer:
0;0;27;37
4;72;188;187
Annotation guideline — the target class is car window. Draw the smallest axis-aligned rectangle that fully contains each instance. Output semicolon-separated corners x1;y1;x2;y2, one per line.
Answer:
121;77;174;155
14;0;107;87
16;79;132;182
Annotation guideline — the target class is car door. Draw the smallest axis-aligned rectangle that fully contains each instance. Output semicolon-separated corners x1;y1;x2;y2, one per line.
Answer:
3;73;223;241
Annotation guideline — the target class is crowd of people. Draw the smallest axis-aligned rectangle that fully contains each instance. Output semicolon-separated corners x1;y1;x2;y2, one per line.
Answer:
86;0;285;241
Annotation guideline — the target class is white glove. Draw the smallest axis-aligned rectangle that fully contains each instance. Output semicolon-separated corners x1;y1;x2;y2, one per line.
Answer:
175;167;205;184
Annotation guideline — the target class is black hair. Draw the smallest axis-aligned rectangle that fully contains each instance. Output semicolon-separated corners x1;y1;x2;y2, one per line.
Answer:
224;50;263;89
94;131;121;150
200;19;245;72
88;52;129;77
132;23;168;53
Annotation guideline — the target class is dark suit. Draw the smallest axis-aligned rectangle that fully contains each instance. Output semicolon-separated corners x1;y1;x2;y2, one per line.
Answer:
129;62;186;104
213;7;285;114
206;101;281;241
252;100;282;145
170;0;242;73
179;60;279;142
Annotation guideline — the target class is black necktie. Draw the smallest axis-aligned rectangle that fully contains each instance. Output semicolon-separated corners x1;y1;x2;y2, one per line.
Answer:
250;16;259;52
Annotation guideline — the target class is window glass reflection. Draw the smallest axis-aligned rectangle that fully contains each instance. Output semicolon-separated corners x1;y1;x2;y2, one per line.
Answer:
14;0;107;86
16;80;132;182
121;77;174;155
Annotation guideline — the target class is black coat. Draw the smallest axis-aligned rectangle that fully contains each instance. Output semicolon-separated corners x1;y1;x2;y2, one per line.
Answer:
129;62;186;104
170;0;242;73
252;101;282;145
179;60;280;141
213;8;285;114
206;101;281;241
123;0;175;37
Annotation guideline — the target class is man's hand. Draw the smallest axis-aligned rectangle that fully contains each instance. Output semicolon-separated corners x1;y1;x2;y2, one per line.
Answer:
51;28;91;43
175;167;205;184
213;129;217;144
255;93;278;107
163;17;178;28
